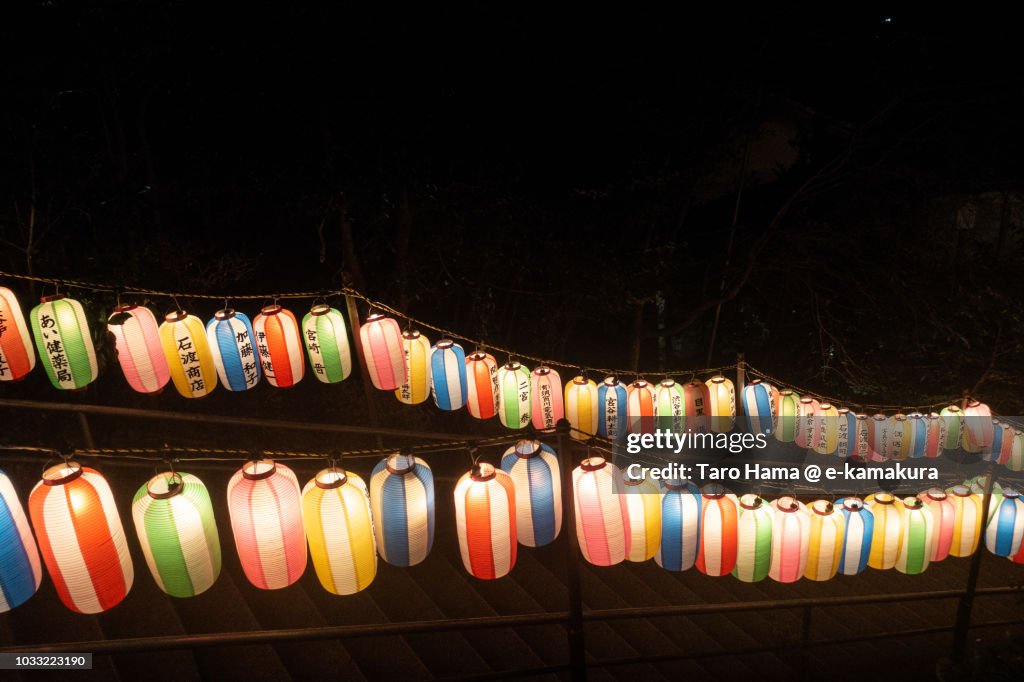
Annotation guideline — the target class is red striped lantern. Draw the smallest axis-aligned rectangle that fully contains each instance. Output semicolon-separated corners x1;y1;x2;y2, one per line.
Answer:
359;314;407;391
796;397;819;449
465;351;499;419
253;305;305;388
963;400;994;449
454;463;516;579
924;413;946;458
627;379;656;435
682;380;711;434
696;485;738;577
769;496;810;583
564;375;599;440
705;375;736;433
919;488;955;563
573;457;630;566
0;286;36;382
107;305;171;394
530;366;564;430
29;463;133;613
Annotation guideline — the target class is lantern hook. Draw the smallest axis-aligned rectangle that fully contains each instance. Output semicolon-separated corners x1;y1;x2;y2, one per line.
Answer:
170;294;184;315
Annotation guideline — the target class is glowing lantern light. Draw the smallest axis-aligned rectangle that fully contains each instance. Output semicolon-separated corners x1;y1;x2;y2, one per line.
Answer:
945;484;983;557
623;476;660;563
226;460;306;589
359;313;406;391
654;379;685;434
887;413;914;461
500;441;561;547
705;375;736;433
919;488;955;562
741;379;776;436
530;366;564;430
430;339;467;411
252;305;305;388
836;497;874;576
696;485;738;577
769;496;810;583
301;468;376;595
627;379;656;435
812;402;839;455
132;472;221;598
573;457;630;566
796;397;819;449
865;493;904;570
834;409;870;461
29;462;133;613
396;330;431;405
923;413;947;458
940;405;965;451
160;310;217;399
206;308;261;391
465;351;499;419
774;390;801;443
656;480;701;572
682;380;711;434
984;421;1014;465
454;463;516;579
597;377;628;440
370;453;434;567
0;286;35;382
732;494;772;583
805;500;845;581
30;295;98;390
107;305;171;394
906;412;927;459
496;362;531;429
896;497;934;575
868;414;891;462
0;470;42;612
1007;431;1024;472
963;400;994;449
302;304;352;384
985;488;1024;558
564;376;599;440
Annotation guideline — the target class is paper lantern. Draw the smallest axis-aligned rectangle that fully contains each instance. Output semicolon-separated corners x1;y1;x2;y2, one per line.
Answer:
465;351;499;419
454;464;516;579
834;409;870;461
868;414;891;462
302;305;352;384
301;468;376;595
654;379;685;434
564;376;599;440
811;402;839;455
985;488;1024;557
573;457;630;566
396;330;431;405
984;421;1015;465
1014;536;1024;564
29;463;133;613
430;339;467;411
500;440;561;547
30;295;98;390
836;497;874;576
0;286;35;382
597;377;628;440
359;313;407;391
945;484;983;557
160;310;217;399
769;496;810;583
741;379;776;436
497;362;531;429
623;476;660;563
1007;431;1024;472
940;405;965;451
253;305;305;388
732;494;772;583
627;379;656;435
887;413;913;461
906;412;927;459
918;488;955;562
206;308;261;391
226;460;306;589
774;389;801;442
0;470;41;612
963;400;994;449
705;375;736;433
865;493;904;570
132;472;221;598
530;366;564;430
370;453;435;567
896;497;934;575
682;380;711;434
805;500;845;581
796;397;818;449
923;413;947;458
656;480;702;572
107;304;171;394
696;485;738;576
965;474;1002;496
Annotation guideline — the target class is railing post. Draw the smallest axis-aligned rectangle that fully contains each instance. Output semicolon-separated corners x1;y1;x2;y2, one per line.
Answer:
951;460;995;665
798;605;812;682
735;353;746;420
344;292;384;449
557;418;587;681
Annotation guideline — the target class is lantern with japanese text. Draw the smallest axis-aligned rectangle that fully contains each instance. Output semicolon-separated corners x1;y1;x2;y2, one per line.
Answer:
940;405;965;451
530;366;564;430
206;309;261;391
302;468;376;595
923;412;947;458
654;379;685;434
500;441;561;547
359;313;406;391
812;402;839;455
682;380;711;434
0;470;41;612
31;295;98;390
697;485;738;577
430;339;467;411
984;421;1015;465
623;476;660;563
865;493;904;570
497;362;531;429
564;376;599;440
963;400;994;450
774;390;801;442
705;375;736;433
732;494;772;583
107;304;171;394
656;480;702;572
887;413;914;461
302;305;352;384
465;351;499;419
985;488;1024;558
896;496;934;575
227;460;306;590
252;305;305;388
796;397;818;449
29;462;133;613
868;414;890;462
741;379;776;436
834;409;870;461
0;286;35;382
597;377;628;440
919;489;955;562
769;496;810;583
627;379;656;435
573;457;630;566
805;500;845;581
370;453;435;567
160;310;217;399
396;330;431;405
454;463;516;579
836;497;874;576
945;484;983;557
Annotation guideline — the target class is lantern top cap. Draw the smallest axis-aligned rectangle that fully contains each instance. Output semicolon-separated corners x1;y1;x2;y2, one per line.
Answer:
513;440;543;458
603;376;620;386
309;303;332;316
503;361;522;371
709;375;727;383
572;375;589;385
663;479;693;492
260;303;283;315
811;499;834;515
436;339;455;350
924;488;947;500
837;406;850;414
893;413;907;421
471;462;496;482
315;467;348;489
580;456;606;472
366;312;388;323
385;453;418;475
1003;487;1020;498
872;492;896;504
779;388;796;395
701;483;728;498
467;349;489;360
111;303;140;313
164;309;190;322
40;293;67;303
631;378;649;388
903;496;923;508
776;495;801;512
819;402;834;410
872;413;888;421
800;396;816;404
242;459;277;481
949;484;972;497
659;378;676;387
842;497;865;511
42;461;83;486
214;308;236;321
533;366;551;376
147;472;184;499
944;405;963;413
739;494;763;509
403;329;422;340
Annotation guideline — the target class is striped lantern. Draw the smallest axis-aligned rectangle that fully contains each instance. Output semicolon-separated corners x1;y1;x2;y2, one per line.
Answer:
963;400;994;450
497;362;531;429
396;330;431;405
627;379;656;435
868;414;891;462
301;468;376;595
895;496;934;575
206;308;261;391
836;497;874;576
834;409;871;461
0;286;35;382
465;351;499;419
984;421;1014;465
430;339;467;411
906;412;927;459
696;485;738;577
454;463;516;579
805;500;846;581
769;496;810;583
940;405;965;451
30;295;98;390
623;476;661;563
0;471;42;612
865;493;905;570
965;474;1002;496
682;380;711;434
500;441;561;547
302;305;352;384
741;379;776;436
564;376;599;440
370;454;435;567
359;314;406;391
597;377;628;440
774;389;801;442
132;472;221;598
923;413;947;458
29;463;133;613
919;489;955;562
732;494;772;583
1015;537;1024;565
160;310;217;399
107;305;171;394
985;488;1024;558
530;366;564;430
656;480;702;572
705;375;736;433
796;397;818;449
812;402;839;455
945;484;983;557
1007;431;1024;472
226;460;306;590
573;457;630;567
887;413;914;461
654;379;685;434
253;305;305;388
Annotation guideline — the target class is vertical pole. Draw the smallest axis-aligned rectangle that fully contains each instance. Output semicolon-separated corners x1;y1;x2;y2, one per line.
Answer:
951;460;994;664
76;412;96;449
557;419;587;681
796;605;812;682
735;353;746;420
344;293;385;449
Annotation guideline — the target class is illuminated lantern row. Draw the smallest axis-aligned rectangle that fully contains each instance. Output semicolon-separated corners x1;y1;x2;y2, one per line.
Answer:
769;496;810;583
107;305;171;394
253;305;305;388
500;441;561;548
227;460;306;589
359;314;406;391
774;389;800;443
564;376;598;441
573;457;630;567
836;497;873;576
597;377;628;440
805;500;845;581
0;286;35;382
732;494;772;583
29;463;133;613
627;379;656;435
302;305;352;384
160;310;217;399
396;330;431;405
531;366;564;430
705;375;736;433
207;308;261;391
986;489;1024;558
623;477;660;563
370;453;434;567
30;295;98;390
465;351;499;419
430;339;467;411
454;463;516;580
497;362;531;429
897;497;934;575
697;485;738;577
0;471;41;612
654;379;684;434
656;480;701;572
865;493;904;570
741;379;776;436
302;468;376;595
132;472;221;598
946;485;983;558
919;489;955;563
